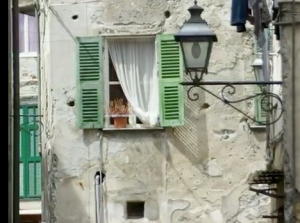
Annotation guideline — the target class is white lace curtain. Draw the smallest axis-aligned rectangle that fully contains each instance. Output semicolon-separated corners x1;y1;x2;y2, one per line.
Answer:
108;39;159;126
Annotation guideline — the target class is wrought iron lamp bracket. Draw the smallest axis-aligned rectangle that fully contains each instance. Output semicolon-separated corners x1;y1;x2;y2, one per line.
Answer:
180;71;283;126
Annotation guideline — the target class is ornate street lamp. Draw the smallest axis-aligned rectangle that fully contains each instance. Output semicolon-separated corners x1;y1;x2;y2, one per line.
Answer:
174;1;217;74
175;1;283;125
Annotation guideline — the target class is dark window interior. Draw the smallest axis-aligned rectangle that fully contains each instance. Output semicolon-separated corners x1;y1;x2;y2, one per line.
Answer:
126;201;145;219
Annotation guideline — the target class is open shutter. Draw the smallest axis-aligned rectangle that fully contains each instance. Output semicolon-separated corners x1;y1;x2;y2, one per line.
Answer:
76;37;103;129
157;34;184;127
20;105;42;198
254;88;267;124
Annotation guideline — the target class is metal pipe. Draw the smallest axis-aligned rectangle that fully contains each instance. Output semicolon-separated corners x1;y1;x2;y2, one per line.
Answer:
12;0;20;221
95;174;101;223
8;0;13;221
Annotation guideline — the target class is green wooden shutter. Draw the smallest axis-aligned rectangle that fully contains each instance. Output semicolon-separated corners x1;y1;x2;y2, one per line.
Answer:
157;34;184;127
20;105;42;199
254;88;267;124
76;37;103;129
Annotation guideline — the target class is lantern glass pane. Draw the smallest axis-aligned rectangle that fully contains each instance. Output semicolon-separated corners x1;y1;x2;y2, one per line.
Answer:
181;41;210;69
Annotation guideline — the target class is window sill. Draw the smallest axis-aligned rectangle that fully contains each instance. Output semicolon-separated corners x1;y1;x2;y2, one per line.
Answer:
103;126;164;131
249;124;266;130
20;52;38;58
20;197;41;201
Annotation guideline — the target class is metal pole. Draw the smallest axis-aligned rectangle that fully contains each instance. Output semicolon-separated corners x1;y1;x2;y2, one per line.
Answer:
12;0;20;221
8;0;13;221
262;29;270;82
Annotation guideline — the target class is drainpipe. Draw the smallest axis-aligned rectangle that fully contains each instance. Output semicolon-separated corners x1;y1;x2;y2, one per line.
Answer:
95;174;101;223
12;0;20;222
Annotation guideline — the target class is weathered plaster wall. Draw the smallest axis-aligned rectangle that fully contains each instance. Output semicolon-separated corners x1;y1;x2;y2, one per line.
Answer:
20;57;38;102
274;1;300;222
40;0;270;222
277;0;300;192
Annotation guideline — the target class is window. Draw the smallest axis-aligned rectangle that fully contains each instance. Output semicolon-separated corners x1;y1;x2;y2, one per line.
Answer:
75;35;184;130
104;38;156;128
20;105;42;199
106;51;142;126
19;13;38;55
126;201;145;219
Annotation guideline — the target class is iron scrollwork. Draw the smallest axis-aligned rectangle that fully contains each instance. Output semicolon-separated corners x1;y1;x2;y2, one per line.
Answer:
181;70;283;126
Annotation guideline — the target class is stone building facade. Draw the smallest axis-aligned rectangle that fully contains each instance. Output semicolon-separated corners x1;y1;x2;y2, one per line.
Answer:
38;0;272;222
271;0;300;222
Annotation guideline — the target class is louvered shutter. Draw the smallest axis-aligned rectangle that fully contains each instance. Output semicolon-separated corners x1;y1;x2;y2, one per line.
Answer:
157;34;184;127
254;87;267;125
76;37;103;129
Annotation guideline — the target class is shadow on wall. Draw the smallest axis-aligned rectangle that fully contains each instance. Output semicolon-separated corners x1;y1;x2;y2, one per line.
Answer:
251;128;268;143
168;85;209;167
54;177;90;223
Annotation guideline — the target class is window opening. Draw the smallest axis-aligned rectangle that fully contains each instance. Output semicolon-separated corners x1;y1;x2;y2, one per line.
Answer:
19;12;38;54
108;53;142;125
126;201;145;219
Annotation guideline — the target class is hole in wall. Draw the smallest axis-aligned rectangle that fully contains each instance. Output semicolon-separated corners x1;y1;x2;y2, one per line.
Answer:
126;201;145;219
72;15;78;20
201;103;210;109
164;10;171;18
95;171;106;184
66;99;75;107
